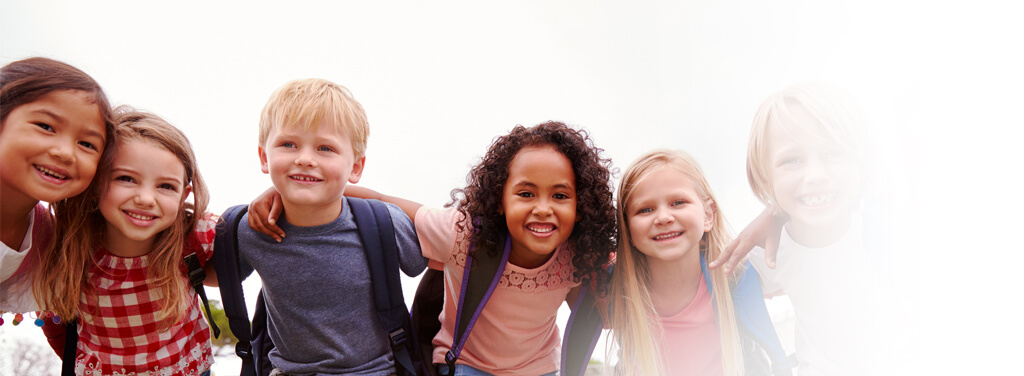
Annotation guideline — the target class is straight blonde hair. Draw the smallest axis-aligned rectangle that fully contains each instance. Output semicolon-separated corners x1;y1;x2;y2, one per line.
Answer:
608;149;743;376
34;107;209;330
258;78;369;159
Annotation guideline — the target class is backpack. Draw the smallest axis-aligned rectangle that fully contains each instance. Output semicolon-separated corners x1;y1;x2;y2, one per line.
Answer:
59;247;220;376
410;232;607;376
213;198;427;376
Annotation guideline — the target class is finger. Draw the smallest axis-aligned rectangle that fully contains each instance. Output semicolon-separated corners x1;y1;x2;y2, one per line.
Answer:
710;239;736;269
724;238;752;273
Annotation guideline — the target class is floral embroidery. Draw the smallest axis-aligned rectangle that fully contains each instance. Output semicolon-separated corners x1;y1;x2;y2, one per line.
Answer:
453;243;575;293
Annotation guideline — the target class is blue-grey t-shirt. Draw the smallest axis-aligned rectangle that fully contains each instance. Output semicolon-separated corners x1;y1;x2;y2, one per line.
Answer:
236;198;426;376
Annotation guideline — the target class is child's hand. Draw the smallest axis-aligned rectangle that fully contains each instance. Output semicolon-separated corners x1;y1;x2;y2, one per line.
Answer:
710;208;785;272
249;187;285;242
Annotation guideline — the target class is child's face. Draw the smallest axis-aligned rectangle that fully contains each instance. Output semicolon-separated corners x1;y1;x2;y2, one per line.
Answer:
767;109;861;237
99;140;190;255
501;145;577;269
0;90;106;204
259;122;364;212
626;167;713;265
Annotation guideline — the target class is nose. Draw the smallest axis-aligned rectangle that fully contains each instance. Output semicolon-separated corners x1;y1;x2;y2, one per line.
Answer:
294;148;318;167
49;138;75;164
532;199;553;217
133;186;156;207
653;207;674;226
803;156;828;183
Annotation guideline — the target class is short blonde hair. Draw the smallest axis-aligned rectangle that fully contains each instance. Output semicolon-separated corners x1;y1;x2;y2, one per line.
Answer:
747;82;866;213
258;78;369;158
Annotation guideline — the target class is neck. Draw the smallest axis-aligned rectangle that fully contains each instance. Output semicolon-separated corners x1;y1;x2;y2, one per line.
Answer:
0;183;37;250
645;248;703;317
102;229;156;258
785;214;851;248
281;197;344;227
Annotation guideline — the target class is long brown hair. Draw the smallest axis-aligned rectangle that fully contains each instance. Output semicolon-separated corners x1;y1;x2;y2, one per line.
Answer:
34;107;209;329
608;150;743;376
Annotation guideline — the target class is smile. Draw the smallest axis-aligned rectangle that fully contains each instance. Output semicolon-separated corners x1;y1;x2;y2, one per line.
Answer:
35;165;69;180
526;223;556;234
124;210;156;221
798;193;835;207
652;231;683;241
290;175;322;182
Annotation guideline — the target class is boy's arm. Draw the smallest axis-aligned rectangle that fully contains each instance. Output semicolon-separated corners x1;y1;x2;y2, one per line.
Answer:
202;263;218;287
709;208;785;272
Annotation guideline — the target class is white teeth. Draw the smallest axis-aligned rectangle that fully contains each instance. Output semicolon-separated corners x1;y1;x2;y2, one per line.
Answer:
527;225;555;233
653;232;681;240
125;211;155;221
36;166;68;179
799;193;835;206
292;176;320;181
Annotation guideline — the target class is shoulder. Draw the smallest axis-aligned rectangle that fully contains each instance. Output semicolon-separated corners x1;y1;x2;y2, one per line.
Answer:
189;211;219;262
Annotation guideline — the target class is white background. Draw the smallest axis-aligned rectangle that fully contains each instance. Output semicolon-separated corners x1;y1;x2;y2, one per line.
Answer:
2;1;1021;375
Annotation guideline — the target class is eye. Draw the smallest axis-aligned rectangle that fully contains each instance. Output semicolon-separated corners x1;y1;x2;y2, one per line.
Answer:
34;122;54;132
635;207;652;215
158;183;179;192
779;157;802;166
516;191;535;198
318;145;336;152
553;192;571;200
280;142;296;148
114;175;136;183
78;140;98;151
672;200;687;206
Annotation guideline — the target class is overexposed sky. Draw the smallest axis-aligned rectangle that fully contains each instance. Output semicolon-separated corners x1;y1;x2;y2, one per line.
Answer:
3;1;1020;374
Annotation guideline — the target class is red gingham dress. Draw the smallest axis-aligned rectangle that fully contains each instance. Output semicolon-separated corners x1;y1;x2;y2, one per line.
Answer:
75;213;217;376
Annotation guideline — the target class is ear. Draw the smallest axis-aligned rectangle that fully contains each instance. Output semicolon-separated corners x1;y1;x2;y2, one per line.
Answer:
180;184;193;207
348;156;366;184
703;199;716;232
258;145;270;174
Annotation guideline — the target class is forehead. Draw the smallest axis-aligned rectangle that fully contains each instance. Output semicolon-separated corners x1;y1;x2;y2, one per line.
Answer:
113;139;186;177
271;121;351;142
629;167;699;202
506;145;575;186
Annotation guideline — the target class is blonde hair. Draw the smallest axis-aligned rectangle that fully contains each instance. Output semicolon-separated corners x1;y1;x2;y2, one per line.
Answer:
747;82;866;213
608;149;743;376
35;106;209;330
258;78;369;159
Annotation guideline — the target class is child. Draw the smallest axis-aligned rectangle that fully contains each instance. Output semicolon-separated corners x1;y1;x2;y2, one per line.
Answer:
224;78;427;376
32;107;217;375
608;149;789;376
251;121;618;376
1;57;115;314
717;83;896;375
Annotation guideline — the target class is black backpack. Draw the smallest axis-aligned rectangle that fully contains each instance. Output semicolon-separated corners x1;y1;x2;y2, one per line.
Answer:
408;232;607;376
213;198;427;376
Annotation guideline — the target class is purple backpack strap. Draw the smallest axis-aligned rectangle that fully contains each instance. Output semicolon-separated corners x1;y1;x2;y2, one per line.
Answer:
443;234;512;375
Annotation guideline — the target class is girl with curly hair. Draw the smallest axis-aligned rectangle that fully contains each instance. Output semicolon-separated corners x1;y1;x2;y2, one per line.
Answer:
250;121;617;376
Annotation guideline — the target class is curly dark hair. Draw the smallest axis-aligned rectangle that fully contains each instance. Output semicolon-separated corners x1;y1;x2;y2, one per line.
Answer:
449;121;617;294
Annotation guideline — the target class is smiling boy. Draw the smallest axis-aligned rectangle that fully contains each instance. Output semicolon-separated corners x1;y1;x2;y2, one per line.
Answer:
228;79;427;376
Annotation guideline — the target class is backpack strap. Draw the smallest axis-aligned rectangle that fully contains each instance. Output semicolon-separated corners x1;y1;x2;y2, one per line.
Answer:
443;233;511;375
348;197;419;375
184;250;220;338
212;204;256;376
560;267;611;376
60;319;78;376
700;254;793;375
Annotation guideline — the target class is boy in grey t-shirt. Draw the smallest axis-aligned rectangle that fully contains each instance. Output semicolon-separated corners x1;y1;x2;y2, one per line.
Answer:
230;78;427;375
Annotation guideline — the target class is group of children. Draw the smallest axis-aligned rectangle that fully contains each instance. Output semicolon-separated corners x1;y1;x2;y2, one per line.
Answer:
0;56;896;376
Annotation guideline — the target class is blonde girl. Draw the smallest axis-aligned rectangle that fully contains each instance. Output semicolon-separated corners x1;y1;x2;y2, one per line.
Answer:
33;107;217;376
608;150;789;376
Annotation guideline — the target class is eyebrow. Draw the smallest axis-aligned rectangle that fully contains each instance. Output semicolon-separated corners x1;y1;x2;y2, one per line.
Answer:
511;181;575;190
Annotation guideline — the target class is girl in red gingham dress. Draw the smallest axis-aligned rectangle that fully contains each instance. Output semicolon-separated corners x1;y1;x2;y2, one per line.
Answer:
34;107;216;376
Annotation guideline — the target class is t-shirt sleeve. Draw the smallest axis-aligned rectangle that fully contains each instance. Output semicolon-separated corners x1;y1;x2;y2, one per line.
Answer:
192;211;218;264
748;246;784;296
413;206;462;263
385;202;428;277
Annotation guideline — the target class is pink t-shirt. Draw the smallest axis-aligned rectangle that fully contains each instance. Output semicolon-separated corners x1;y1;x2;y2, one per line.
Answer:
415;207;579;376
657;274;723;376
75;213;217;376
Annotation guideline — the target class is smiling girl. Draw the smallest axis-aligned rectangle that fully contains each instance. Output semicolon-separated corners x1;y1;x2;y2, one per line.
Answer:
33;107;217;376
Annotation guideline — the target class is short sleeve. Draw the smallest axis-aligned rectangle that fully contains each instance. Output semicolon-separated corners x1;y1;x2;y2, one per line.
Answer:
748;246;783;296
186;211;219;264
413;206;463;263
385;202;428;277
